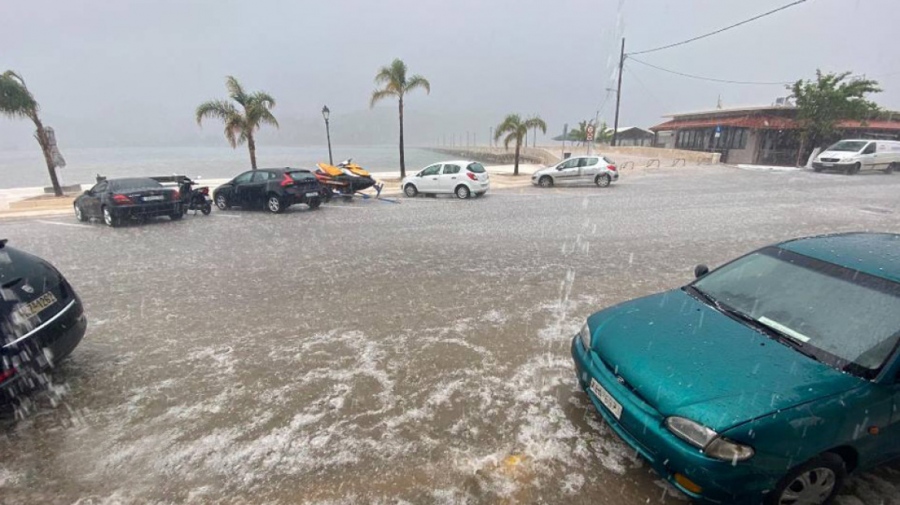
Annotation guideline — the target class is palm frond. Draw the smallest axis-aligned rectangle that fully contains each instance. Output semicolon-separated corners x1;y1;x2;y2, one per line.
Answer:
255;107;279;128
502;131;520;150
405;75;431;95
0;70;39;120
525;116;547;134
225;76;248;105
250;91;276;109
494;114;522;141
195;99;239;126
370;88;397;108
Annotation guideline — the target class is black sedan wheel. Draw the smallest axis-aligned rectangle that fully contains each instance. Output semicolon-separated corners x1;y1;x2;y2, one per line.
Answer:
74;203;87;222
308;199;322;210
102;206;118;227
215;194;229;210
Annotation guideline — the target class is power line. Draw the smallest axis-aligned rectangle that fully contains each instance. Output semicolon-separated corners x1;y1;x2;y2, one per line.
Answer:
622;65;668;114
628;0;808;56
628;57;794;86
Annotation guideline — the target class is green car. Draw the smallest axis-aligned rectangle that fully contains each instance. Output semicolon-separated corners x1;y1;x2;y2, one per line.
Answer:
572;233;900;504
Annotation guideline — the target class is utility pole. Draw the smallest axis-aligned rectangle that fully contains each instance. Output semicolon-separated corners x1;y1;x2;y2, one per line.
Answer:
611;37;625;147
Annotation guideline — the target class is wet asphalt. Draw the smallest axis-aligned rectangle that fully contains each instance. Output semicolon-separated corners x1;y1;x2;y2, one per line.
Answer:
1;166;899;504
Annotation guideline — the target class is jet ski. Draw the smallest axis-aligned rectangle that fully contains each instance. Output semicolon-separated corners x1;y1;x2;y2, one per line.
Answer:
315;158;377;198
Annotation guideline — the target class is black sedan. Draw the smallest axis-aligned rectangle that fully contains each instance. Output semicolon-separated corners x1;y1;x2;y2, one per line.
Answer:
214;168;324;213
1;239;87;409
74;177;182;227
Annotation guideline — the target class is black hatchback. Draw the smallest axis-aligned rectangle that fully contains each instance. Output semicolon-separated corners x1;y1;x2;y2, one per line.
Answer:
213;168;324;213
1;239;87;408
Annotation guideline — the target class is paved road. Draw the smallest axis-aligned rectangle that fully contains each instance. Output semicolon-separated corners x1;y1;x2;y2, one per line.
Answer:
1;166;899;504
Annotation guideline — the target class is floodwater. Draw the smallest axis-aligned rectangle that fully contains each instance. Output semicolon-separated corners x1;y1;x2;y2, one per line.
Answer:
1;165;899;504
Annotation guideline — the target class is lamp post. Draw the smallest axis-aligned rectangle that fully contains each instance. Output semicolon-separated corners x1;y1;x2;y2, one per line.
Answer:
322;105;333;165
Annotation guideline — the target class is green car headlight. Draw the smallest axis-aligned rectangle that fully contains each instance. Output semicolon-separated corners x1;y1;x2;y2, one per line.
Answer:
666;417;717;448
579;322;592;349
665;417;754;462
705;437;755;462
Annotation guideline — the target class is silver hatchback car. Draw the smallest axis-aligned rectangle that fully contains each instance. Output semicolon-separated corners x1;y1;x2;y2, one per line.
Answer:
531;155;619;188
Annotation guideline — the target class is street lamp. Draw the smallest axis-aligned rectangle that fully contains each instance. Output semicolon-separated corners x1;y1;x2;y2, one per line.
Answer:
322;105;333;165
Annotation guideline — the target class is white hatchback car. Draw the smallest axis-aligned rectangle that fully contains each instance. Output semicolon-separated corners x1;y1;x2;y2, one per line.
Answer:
531;155;619;188
402;160;490;199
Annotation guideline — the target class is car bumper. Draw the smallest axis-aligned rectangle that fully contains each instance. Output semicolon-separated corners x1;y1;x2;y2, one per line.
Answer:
1;297;87;403
812;161;854;171
110;202;180;218
571;336;771;504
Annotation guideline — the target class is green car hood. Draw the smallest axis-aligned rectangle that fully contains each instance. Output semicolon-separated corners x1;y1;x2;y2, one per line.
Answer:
587;289;864;432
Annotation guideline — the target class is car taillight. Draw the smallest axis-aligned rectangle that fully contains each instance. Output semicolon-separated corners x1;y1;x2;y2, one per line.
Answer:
0;367;16;383
112;194;132;204
466;172;478;181
281;174;293;187
607;165;617;171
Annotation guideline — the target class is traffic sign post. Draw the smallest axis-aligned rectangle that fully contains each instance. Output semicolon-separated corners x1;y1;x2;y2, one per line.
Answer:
586;124;596;155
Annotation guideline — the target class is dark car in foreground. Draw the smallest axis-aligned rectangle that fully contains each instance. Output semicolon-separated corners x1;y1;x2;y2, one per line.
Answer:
213;168;324;213
74;177;182;227
572;232;900;505
1;239;87;409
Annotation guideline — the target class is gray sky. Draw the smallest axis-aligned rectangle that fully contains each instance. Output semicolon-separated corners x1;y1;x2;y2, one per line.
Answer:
1;0;897;149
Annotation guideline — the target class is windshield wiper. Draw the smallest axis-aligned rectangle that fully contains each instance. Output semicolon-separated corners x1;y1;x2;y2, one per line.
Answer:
717;305;821;362
685;286;821;362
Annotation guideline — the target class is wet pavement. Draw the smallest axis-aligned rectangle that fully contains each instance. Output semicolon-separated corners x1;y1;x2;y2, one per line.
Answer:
1;166;899;504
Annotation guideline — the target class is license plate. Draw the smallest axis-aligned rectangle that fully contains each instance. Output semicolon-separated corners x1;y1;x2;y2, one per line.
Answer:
822;162;833;167
17;292;58;320
590;378;623;419
143;195;164;201
305;192;319;198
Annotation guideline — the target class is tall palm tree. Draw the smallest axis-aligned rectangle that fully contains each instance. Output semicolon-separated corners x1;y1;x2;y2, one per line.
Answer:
196;76;277;170
370;58;430;179
0;71;64;196
494;114;547;176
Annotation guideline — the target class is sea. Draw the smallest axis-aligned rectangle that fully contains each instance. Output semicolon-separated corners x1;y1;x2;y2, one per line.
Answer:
0;145;447;189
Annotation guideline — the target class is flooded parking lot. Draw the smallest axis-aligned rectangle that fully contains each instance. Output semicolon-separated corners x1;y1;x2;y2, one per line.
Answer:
2;166;899;504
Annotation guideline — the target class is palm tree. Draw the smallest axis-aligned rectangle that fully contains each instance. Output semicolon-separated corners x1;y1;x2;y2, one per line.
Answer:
196;76;277;170
370;58;430;179
493;114;547;176
568;120;589;145
0;71;64;196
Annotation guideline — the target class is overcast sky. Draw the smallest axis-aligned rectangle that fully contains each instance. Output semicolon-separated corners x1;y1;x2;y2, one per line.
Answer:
1;0;897;149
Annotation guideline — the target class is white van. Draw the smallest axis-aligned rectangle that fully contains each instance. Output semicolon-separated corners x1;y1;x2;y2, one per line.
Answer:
813;139;900;175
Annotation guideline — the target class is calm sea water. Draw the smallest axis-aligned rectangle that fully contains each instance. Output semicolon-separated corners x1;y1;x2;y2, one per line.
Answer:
0;145;445;189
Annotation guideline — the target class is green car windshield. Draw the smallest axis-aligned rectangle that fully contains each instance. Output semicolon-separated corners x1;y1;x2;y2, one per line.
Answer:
692;247;900;378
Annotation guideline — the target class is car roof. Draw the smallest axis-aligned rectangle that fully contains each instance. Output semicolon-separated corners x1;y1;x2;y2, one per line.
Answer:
105;177;159;183
777;232;900;283
432;160;476;166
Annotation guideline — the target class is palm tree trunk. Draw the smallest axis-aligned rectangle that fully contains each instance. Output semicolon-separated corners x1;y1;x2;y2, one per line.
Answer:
248;133;258;170
514;138;521;176
31;115;63;197
398;96;406;179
